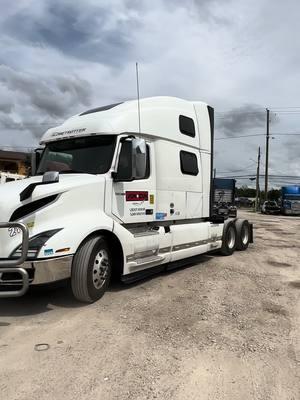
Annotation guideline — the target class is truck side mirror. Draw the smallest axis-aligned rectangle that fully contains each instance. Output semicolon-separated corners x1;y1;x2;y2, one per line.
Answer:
132;138;147;179
113;138;147;182
30;148;43;176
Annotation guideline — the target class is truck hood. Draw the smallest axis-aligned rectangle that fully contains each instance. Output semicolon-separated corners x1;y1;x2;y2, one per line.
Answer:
0;173;105;222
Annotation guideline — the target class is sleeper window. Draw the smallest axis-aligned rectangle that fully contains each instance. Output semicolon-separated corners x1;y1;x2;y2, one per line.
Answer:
179;115;196;137
180;151;198;176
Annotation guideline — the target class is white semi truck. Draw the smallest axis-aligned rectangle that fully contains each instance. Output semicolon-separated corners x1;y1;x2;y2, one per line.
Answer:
0;97;253;302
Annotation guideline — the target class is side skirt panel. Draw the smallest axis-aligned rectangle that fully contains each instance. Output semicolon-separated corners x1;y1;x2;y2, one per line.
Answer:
121;252;213;284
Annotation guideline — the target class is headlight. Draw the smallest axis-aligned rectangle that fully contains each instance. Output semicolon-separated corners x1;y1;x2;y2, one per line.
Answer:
11;229;62;259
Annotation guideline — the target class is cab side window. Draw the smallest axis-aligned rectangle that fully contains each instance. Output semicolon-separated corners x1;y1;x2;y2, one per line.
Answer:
117;141;133;181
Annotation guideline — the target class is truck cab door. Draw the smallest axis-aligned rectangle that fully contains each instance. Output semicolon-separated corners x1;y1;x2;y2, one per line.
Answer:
111;137;156;224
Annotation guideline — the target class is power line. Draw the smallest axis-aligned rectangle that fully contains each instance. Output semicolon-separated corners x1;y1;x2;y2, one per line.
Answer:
272;112;300;114
223;176;300;180
1;124;60;130
269;106;300;109
215;111;265;115
215;134;265;140
0;145;34;149
272;133;300;135
216;174;300;179
217;162;257;174
215;132;300;140
216;107;300;114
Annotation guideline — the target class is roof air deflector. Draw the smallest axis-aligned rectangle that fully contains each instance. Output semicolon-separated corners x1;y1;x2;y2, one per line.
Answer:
79;103;123;116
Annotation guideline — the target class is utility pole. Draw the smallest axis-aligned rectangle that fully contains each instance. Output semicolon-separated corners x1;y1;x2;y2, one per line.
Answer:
264;108;270;200
213;168;216;178
255;146;261;212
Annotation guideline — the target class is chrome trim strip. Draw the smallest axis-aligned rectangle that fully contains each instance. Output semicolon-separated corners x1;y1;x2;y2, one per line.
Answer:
172;237;221;252
126;236;223;262
128;255;165;272
159;246;171;254
123;217;207;230
127;250;158;262
133;230;159;238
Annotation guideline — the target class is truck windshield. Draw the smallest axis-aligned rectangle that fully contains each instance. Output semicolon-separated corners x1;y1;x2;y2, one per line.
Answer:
37;135;116;175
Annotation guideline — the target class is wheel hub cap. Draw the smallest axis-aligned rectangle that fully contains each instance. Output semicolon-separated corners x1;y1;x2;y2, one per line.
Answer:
92;249;109;289
241;225;249;245
227;226;235;249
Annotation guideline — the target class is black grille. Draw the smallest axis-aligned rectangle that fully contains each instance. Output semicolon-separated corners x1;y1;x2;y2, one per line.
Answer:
0;268;34;284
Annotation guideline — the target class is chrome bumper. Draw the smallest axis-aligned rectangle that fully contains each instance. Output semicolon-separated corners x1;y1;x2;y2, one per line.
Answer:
0;222;72;298
0;256;73;290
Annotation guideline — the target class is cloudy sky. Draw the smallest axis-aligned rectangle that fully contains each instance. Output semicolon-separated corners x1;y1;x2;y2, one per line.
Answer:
0;0;300;187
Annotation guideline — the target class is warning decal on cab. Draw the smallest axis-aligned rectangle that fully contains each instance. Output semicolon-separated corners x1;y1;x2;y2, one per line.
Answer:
125;191;149;202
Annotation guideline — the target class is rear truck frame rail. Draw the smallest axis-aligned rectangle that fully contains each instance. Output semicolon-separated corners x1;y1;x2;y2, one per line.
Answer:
0;222;29;298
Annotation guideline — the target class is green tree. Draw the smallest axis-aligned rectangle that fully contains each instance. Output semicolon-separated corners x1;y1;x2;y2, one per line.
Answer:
268;189;281;201
236;185;256;198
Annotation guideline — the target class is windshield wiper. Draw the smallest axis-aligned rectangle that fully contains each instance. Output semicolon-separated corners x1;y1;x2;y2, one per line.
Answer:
35;169;91;176
58;169;87;174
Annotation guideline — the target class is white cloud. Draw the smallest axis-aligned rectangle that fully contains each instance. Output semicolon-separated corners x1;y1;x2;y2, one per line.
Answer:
0;0;299;187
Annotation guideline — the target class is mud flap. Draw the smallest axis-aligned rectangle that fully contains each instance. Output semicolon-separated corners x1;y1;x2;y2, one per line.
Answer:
249;223;254;243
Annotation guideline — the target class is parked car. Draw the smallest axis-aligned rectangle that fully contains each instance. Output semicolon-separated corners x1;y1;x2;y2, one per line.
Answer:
261;201;281;215
235;197;254;208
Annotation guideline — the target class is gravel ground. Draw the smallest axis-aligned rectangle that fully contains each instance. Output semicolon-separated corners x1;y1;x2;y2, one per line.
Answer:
0;211;299;400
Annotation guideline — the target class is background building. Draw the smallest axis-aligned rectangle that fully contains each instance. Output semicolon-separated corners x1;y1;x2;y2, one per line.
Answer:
0;149;30;175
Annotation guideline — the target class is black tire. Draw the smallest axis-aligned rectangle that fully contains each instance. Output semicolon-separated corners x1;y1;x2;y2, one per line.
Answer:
71;236;112;303
235;219;250;251
220;222;237;256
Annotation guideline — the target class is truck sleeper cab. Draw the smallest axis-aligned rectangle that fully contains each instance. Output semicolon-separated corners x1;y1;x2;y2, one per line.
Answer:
0;97;253;302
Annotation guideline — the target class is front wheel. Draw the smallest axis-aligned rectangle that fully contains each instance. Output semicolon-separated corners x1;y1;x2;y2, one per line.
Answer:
71;236;112;303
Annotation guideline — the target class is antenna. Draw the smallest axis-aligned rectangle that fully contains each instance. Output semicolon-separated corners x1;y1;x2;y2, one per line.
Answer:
135;62;141;133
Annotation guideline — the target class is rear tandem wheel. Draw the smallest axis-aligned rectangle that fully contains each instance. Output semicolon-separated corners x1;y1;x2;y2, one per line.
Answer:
235;219;251;251
219;221;237;256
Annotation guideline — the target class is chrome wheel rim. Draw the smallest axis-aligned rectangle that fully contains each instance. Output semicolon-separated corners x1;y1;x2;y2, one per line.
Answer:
227;226;236;249
92;249;109;289
241;225;249;245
